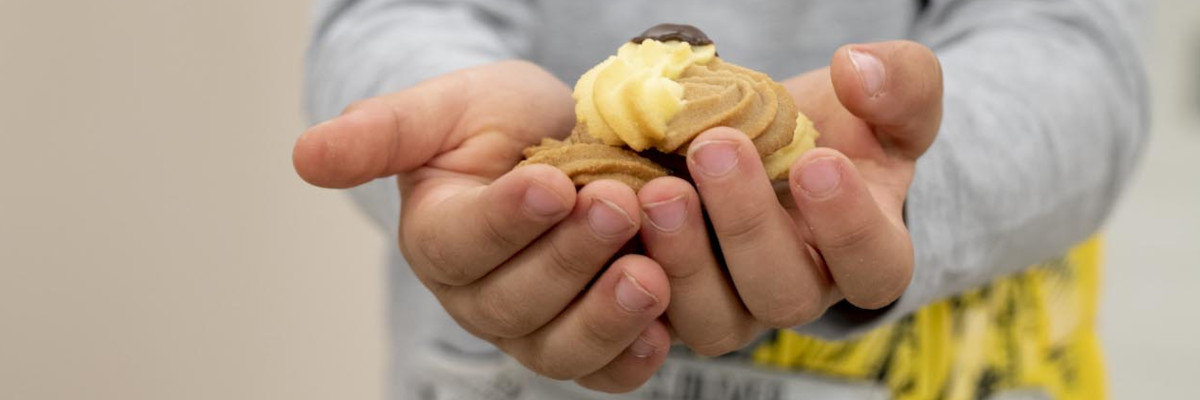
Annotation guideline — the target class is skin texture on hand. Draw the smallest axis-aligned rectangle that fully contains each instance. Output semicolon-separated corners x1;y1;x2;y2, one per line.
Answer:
292;61;674;393
638;41;943;357
291;40;943;392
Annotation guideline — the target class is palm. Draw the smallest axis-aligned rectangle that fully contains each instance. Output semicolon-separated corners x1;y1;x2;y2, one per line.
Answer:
399;61;576;214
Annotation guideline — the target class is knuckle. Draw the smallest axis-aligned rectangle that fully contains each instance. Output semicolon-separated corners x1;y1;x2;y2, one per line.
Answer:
530;348;585;381
479;208;527;252
577;311;627;352
543;238;597;282
821;219;881;255
527;311;628;381
649;235;710;282
442;305;493;341
475;286;539;338
751;292;824;329
660;255;705;281
688;329;749;357
846;260;913;310
413;228;473;286
713;205;772;245
344;97;408;137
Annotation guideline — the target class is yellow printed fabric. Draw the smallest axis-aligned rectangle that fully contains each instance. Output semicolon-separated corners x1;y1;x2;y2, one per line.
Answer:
751;237;1105;400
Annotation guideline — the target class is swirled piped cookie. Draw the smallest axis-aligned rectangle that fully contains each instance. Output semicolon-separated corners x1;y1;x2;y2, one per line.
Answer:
521;23;819;190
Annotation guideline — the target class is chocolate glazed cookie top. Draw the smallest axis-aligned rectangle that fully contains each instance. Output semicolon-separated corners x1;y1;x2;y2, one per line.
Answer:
630;23;713;46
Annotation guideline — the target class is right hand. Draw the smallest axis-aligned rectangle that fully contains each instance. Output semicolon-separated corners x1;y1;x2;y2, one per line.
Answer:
292;61;671;392
637;41;942;356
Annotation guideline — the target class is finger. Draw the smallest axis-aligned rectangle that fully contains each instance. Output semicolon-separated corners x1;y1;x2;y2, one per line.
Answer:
400;164;576;286
638;177;759;356
687;128;837;328
575;319;671;393
293;61;574;188
292;79;464;188
830;40;943;160
439;180;641;338
789;148;914;309
499;255;670;381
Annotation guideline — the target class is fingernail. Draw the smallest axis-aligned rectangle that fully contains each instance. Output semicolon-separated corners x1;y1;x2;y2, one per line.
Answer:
524;184;566;218
691;140;739;177
616;272;659;313
642;195;687;232
629;332;658;358
589;199;635;238
848;48;886;98
799;157;841;197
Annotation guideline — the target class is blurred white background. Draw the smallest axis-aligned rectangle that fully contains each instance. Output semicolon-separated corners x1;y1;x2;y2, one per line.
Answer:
1102;0;1200;397
0;1;1196;399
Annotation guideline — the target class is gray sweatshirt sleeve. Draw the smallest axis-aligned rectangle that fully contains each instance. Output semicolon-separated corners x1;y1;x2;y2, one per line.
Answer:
304;0;535;232
304;0;1149;341
797;0;1150;339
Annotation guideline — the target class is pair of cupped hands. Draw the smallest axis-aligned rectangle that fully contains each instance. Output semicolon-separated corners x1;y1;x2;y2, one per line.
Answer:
293;41;942;392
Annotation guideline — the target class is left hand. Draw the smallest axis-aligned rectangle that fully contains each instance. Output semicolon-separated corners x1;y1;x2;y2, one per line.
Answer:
293;62;672;392
638;41;943;356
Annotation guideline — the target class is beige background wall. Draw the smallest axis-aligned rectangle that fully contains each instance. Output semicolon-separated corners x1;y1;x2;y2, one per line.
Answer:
0;1;1196;399
0;1;386;399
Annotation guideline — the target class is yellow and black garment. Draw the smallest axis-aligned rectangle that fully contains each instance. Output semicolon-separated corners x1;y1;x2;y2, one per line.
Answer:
750;238;1105;400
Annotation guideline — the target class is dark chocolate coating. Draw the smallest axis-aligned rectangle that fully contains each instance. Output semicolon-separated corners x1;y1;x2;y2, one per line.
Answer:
631;23;713;46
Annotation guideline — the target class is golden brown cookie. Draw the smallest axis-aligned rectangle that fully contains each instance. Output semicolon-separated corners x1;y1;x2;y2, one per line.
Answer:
520;23;818;189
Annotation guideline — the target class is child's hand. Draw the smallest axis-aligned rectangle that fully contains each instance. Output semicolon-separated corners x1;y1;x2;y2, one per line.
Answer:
638;41;942;356
293;61;671;392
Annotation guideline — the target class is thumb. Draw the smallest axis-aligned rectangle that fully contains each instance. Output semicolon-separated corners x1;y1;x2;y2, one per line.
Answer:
292;61;575;189
789;148;913;309
829;41;943;160
292;80;462;189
